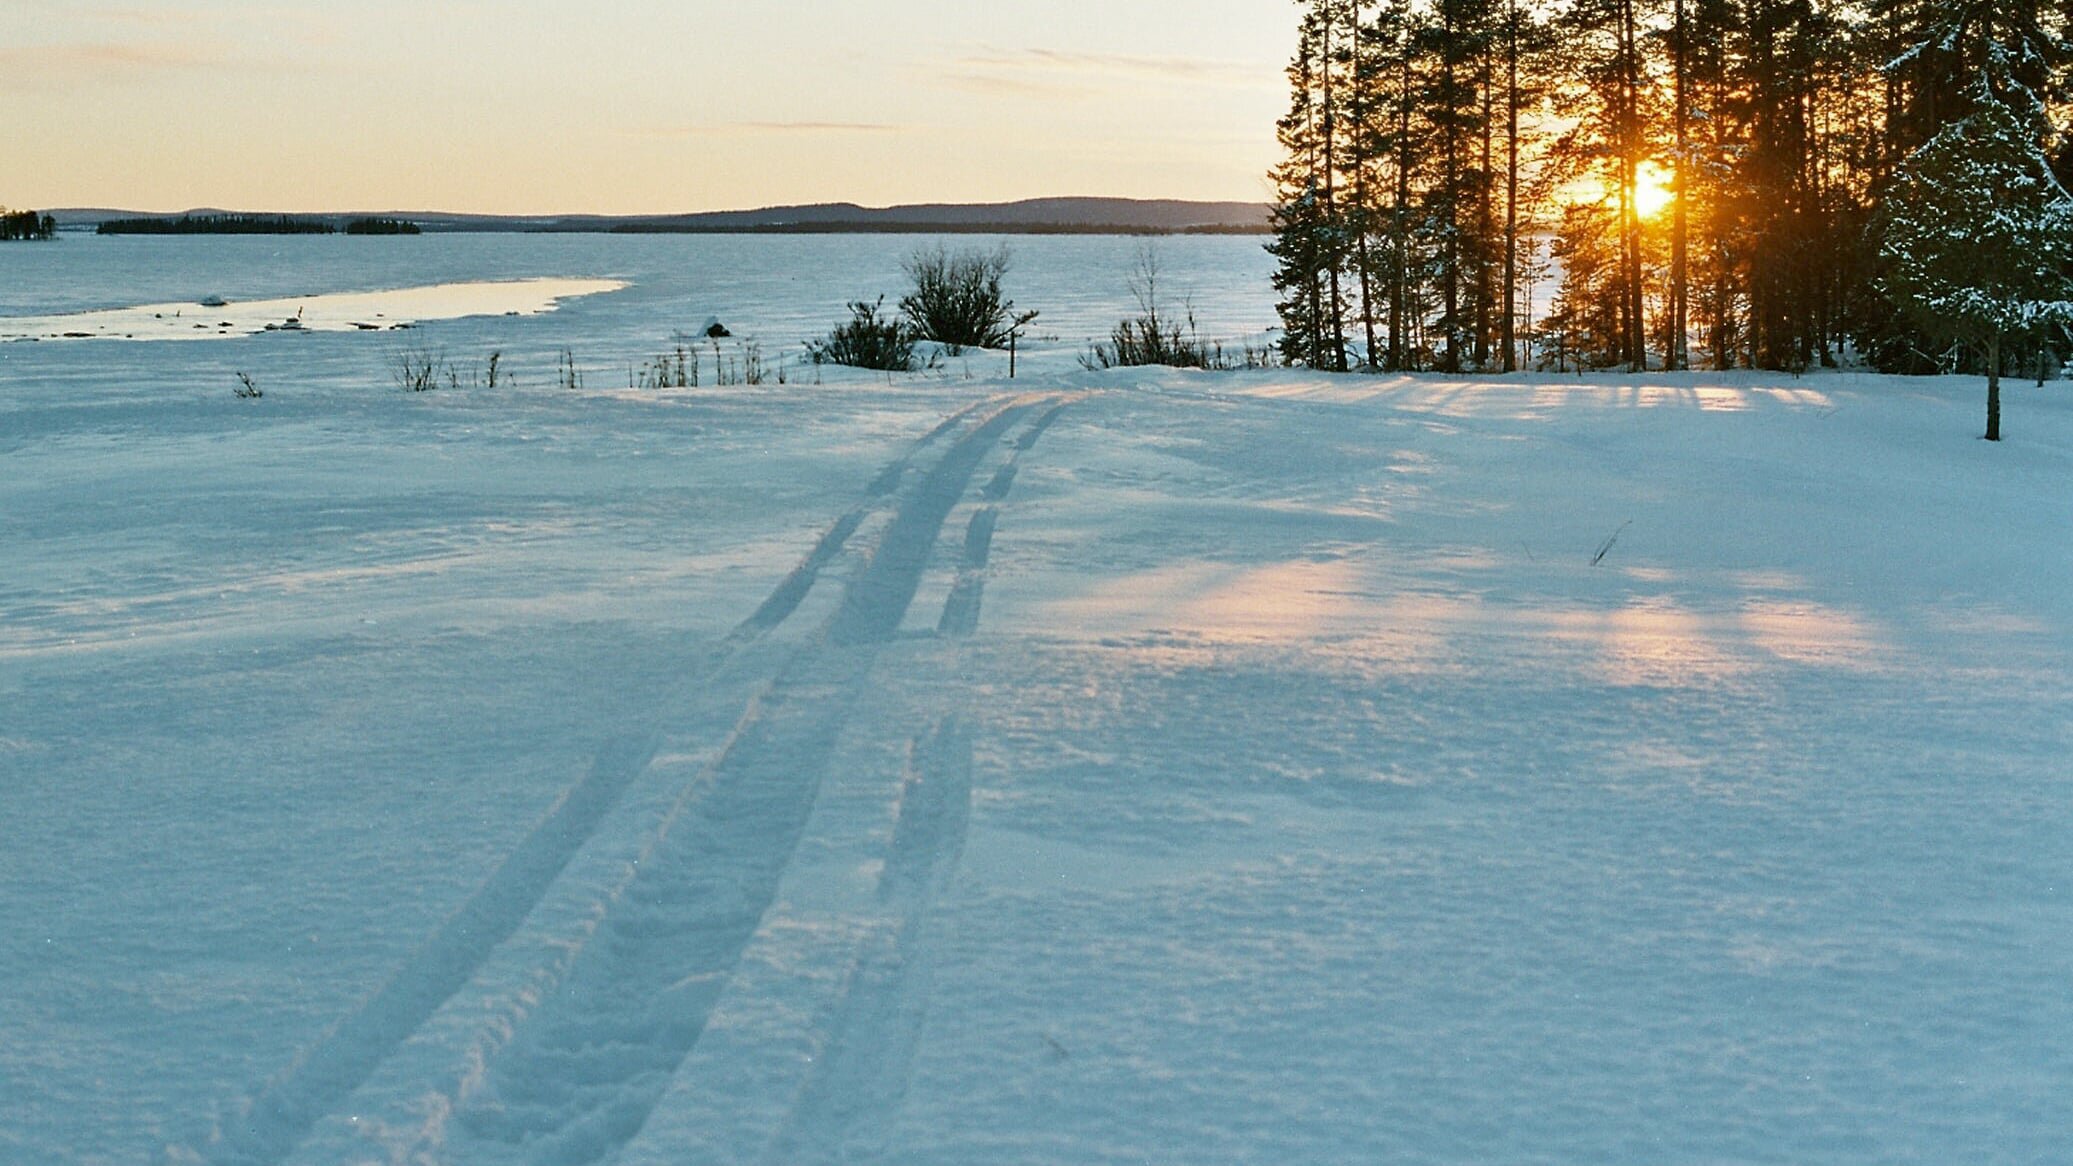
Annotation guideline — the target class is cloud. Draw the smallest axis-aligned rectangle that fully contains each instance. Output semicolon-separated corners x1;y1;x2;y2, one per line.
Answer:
936;45;1276;98
89;6;214;27
0;40;241;90
628;121;907;139
724;121;904;134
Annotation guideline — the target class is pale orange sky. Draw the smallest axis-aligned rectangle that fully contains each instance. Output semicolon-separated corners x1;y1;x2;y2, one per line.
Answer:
2;0;1291;215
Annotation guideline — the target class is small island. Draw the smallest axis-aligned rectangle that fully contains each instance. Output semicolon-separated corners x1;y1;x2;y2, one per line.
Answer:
1;209;57;241
92;213;422;236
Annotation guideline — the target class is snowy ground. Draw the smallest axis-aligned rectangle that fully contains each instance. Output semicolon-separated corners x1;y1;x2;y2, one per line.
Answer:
3;340;2070;1164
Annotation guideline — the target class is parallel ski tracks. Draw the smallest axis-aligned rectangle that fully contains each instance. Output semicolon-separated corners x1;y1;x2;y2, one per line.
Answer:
758;716;974;1165
198;392;1071;1166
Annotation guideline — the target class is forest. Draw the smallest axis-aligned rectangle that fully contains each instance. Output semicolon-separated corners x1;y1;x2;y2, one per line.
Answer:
1267;0;2073;380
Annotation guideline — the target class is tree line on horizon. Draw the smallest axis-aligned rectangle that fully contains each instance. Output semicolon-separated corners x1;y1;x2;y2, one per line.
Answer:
95;215;420;236
1;209;57;241
1266;0;2073;389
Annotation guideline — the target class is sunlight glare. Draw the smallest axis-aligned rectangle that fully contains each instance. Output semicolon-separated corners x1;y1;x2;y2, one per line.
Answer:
1556;161;1676;218
1634;161;1674;219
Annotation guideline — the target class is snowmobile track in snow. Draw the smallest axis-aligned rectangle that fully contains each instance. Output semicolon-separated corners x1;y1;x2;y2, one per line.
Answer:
762;716;974;1164
454;397;1055;1164
197;392;1070;1166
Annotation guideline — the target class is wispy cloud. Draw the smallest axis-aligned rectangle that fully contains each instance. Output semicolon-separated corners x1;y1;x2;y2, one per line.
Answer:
936;45;1275;98
726;121;904;134
0;40;242;90
89;6;220;28
627;121;907;139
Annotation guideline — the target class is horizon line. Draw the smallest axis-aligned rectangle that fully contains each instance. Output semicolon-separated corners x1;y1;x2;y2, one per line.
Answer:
41;194;1273;219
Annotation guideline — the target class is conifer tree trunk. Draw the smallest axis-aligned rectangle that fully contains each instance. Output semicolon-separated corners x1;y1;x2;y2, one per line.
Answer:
1442;5;1463;373
1392;60;1413;371
1502;0;1520;372
1619;0;1645;371
1309;270;1326;366
1322;13;1350;372
1986;332;2002;441
1669;0;1690;370
1477;44;1496;370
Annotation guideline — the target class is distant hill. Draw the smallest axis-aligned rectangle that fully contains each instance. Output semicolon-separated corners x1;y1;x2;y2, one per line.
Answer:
50;198;1270;235
610;198;1271;233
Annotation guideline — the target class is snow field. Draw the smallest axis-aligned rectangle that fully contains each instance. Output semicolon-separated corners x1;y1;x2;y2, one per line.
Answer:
4;340;2070;1164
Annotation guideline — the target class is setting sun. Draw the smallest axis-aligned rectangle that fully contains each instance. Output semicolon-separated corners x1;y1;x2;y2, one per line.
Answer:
1634;161;1675;218
1557;161;1676;217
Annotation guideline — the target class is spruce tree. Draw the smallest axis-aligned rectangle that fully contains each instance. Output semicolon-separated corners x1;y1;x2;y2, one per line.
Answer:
1269;4;1355;370
1877;91;2073;440
1270;12;1331;368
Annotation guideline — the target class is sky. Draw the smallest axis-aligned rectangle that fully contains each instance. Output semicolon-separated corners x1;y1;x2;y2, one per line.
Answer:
1;1;1293;215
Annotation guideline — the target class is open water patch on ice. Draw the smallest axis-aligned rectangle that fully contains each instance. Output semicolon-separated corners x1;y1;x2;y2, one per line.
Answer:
0;277;626;343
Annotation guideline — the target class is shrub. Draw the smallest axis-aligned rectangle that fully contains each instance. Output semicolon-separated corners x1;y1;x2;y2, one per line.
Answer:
386;348;508;392
633;346;696;388
395;347;442;391
807;296;917;371
699;338;771;386
1082;249;1227;370
900;245;1016;354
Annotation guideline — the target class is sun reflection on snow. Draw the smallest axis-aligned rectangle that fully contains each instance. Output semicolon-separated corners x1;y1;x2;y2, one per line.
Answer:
1045;553;1893;688
1547;597;1755;687
1227;378;1836;420
1738;599;1887;669
1054;559;1365;644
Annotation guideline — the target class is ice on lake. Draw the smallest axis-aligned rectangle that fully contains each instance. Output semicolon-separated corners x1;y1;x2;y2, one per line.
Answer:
0;277;627;342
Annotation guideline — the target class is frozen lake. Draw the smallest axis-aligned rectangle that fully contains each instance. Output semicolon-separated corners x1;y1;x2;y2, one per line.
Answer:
0;231;1278;365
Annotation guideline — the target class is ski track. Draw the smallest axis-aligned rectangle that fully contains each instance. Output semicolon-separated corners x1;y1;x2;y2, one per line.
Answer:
935;509;999;640
453;398;1044;1164
759;716;974;1166
194;392;1049;1166
936;397;1066;639
762;400;1069;1161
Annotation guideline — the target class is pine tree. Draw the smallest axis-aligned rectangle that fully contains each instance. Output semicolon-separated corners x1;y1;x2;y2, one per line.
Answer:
1878;91;2073;439
1551;0;1654;371
1269;7;1349;369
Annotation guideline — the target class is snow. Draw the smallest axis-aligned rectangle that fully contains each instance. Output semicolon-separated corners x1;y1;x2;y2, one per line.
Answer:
3;239;2072;1164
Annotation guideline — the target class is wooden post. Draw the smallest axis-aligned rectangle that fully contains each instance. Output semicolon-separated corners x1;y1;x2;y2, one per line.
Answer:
1008;309;1039;379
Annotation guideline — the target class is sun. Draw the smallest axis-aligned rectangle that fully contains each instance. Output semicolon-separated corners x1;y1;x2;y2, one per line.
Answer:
1556;161;1677;218
1633;161;1675;219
